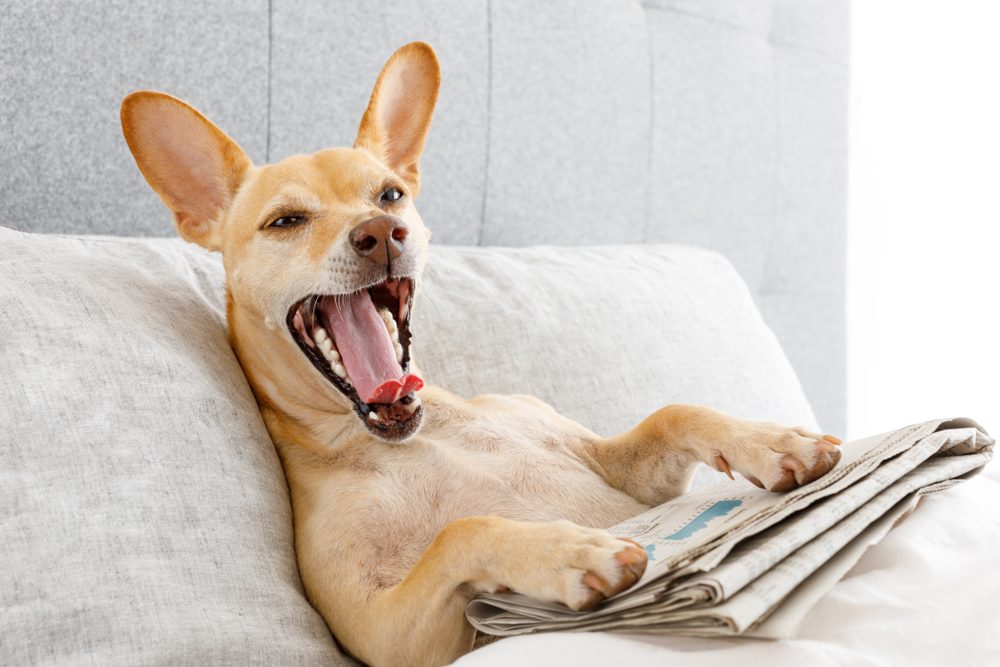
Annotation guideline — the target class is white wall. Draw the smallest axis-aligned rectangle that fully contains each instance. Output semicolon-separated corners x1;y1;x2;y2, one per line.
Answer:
848;1;1000;439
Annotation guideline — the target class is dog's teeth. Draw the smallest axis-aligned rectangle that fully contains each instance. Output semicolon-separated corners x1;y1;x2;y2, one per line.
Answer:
314;327;328;344
318;337;333;355
327;348;339;362
404;396;421;414
333;363;348;379
381;309;398;337
394;342;403;362
294;311;313;347
368;411;380;422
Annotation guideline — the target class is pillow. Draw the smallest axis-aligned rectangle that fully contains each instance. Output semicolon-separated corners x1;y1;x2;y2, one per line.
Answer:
414;244;819;436
0;228;816;663
0;228;347;665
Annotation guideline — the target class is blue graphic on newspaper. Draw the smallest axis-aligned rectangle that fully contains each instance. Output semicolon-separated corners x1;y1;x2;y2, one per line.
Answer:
643;500;742;561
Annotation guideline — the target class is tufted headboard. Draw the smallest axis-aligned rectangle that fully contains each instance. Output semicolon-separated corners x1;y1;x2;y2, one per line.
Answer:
0;0;847;432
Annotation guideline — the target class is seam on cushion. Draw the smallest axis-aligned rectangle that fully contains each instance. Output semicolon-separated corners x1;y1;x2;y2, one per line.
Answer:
756;287;840;296
642;8;656;242
48;234;177;245
642;4;847;67
266;0;273;162
642;3;763;38
769;40;847;69
759;40;783;294
475;0;493;247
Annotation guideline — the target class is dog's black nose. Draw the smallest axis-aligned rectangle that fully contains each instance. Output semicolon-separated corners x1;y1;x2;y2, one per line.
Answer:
349;215;409;264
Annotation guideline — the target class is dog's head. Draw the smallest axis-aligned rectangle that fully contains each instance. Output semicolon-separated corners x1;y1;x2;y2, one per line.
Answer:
121;43;440;442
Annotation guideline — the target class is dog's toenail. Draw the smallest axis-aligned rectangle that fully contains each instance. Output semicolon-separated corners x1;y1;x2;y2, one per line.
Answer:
779;454;805;473
714;455;735;480
615;548;644;566
769;469;797;492
580;572;610;605
582;571;608;593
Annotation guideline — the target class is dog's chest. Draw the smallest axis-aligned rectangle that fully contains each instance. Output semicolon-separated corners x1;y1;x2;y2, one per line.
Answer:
380;433;637;523
339;416;644;584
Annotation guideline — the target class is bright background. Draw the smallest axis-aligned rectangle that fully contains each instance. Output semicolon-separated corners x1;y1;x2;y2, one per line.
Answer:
847;1;1000;439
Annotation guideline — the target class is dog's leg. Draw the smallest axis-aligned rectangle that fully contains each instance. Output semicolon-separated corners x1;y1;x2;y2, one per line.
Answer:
341;516;647;667
582;404;842;505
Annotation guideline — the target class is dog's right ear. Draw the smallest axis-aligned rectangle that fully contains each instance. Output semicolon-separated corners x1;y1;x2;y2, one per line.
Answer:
121;91;252;251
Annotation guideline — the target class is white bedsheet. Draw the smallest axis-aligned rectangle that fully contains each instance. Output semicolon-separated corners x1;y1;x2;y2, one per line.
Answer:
456;463;1000;667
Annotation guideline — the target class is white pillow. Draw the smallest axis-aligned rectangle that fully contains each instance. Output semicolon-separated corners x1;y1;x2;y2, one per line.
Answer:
414;244;819;437
0;228;816;663
0;228;345;665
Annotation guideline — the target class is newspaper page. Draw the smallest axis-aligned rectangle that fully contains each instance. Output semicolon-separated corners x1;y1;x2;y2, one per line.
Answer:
466;418;993;638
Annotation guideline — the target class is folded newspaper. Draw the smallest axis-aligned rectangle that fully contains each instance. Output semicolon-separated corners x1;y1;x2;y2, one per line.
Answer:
467;418;994;639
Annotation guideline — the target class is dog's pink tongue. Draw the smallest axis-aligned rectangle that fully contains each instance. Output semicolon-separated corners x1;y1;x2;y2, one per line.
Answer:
322;292;417;404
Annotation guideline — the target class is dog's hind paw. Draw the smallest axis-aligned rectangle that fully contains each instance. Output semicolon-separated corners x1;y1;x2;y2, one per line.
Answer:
499;521;647;612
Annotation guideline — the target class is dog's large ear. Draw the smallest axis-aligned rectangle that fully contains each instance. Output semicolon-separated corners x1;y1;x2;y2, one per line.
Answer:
355;42;441;195
121;91;252;251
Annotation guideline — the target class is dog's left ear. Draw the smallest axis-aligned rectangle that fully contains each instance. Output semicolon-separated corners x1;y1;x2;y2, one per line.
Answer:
355;42;441;195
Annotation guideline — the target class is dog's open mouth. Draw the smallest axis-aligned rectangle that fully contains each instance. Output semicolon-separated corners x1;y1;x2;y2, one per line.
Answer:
286;277;423;441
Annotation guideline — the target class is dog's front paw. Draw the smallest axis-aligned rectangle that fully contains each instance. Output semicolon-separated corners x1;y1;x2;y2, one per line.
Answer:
713;424;842;492
506;521;647;612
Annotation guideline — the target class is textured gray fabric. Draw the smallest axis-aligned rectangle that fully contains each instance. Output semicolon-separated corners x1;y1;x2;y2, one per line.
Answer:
0;1;847;429
483;0;650;247
269;0;489;246
415;244;820;441
641;2;849;433
0;228;346;665
0;0;269;236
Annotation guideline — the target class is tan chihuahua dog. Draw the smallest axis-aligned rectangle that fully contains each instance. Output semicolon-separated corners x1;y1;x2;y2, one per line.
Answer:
121;42;841;667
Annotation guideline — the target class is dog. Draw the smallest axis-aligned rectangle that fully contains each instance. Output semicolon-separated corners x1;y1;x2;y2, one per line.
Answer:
121;42;842;667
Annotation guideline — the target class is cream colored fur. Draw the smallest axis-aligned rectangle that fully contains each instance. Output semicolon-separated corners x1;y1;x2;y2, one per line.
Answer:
121;42;842;667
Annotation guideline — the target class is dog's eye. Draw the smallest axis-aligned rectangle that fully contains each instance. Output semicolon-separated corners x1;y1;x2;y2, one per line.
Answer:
269;215;307;229
380;187;404;204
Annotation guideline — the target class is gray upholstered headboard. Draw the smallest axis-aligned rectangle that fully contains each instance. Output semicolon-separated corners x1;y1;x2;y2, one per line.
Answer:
0;0;847;433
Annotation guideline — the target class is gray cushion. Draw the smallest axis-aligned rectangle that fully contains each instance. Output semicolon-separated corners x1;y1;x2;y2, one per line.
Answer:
0;228;345;665
0;0;848;434
0;0;269;236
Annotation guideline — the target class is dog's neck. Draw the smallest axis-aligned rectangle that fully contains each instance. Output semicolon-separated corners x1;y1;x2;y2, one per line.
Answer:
225;295;364;452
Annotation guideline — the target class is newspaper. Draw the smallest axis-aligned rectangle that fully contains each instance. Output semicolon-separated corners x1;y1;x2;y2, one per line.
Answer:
467;418;994;638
